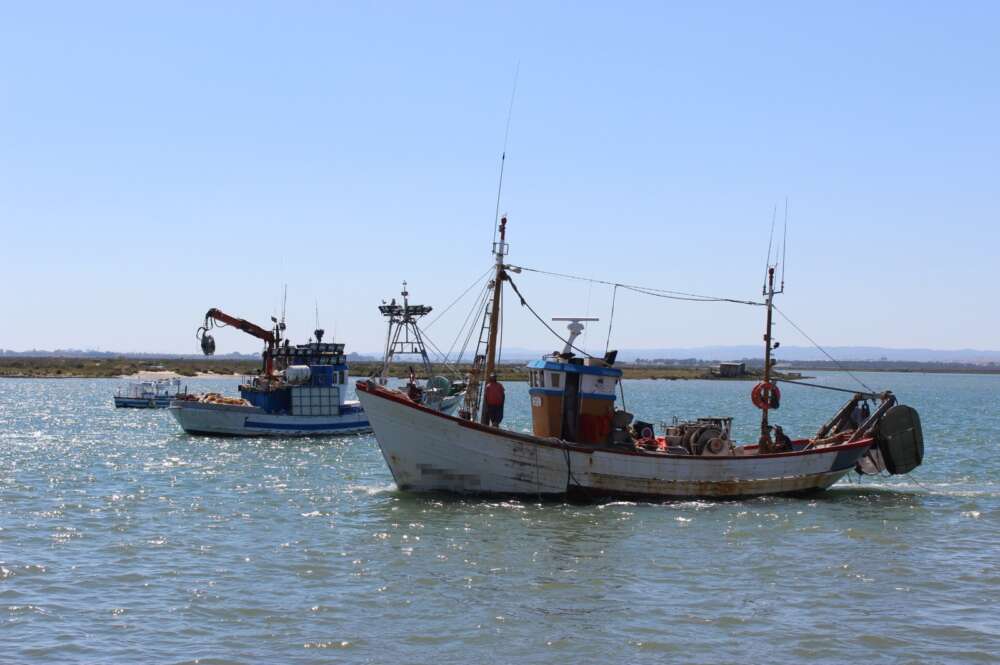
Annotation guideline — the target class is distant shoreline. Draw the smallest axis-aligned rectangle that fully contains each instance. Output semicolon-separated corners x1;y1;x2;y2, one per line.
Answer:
6;356;996;381
0;357;257;379
0;357;803;382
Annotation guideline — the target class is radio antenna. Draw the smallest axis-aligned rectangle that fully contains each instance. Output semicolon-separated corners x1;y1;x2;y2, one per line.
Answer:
281;284;288;324
780;197;788;291
492;62;520;248
763;203;777;294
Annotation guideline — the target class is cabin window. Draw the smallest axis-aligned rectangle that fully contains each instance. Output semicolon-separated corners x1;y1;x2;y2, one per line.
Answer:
550;372;561;389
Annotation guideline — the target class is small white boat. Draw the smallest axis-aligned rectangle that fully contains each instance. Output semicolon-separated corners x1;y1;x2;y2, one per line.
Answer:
114;378;184;408
169;308;369;437
358;217;924;500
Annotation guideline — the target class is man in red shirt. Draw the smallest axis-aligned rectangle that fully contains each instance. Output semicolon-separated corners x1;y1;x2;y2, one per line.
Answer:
484;374;505;427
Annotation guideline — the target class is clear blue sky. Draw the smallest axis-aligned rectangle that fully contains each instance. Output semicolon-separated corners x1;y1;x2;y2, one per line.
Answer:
2;2;997;356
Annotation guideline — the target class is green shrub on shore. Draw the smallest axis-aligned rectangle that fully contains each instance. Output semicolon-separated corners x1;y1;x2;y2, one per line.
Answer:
0;357;261;378
1;357;793;381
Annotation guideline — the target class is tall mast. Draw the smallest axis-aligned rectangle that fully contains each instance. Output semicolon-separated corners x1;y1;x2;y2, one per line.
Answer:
461;216;508;422
759;266;776;451
480;216;508;423
759;201;789;452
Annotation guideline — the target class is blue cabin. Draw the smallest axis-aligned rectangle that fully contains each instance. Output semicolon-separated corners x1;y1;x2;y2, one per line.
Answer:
240;338;354;416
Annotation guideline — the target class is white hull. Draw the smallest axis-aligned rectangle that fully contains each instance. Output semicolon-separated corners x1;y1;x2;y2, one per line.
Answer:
357;383;873;499
169;399;370;436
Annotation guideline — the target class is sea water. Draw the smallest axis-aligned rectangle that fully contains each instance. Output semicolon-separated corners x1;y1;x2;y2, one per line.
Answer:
1;372;997;663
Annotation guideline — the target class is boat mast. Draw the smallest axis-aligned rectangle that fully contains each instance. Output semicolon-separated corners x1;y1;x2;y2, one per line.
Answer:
461;216;508;422
759;266;777;451
758;200;788;452
481;216;508;422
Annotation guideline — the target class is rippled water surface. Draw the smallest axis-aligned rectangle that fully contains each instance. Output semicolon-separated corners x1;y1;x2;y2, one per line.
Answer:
2;373;998;663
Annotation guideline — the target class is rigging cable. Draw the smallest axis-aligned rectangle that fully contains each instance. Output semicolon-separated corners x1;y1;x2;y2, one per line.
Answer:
771;304;876;394
455;282;492;364
424;266;495;331
509;265;764;306
448;281;492;364
413;325;464;379
774;378;880;399
505;275;594;358
604;284;618;355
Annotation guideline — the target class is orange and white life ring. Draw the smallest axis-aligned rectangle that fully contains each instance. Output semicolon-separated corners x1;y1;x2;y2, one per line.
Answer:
751;381;781;410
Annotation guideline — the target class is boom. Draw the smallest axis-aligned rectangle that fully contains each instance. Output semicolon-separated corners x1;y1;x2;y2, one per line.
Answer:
204;309;275;343
197;308;279;375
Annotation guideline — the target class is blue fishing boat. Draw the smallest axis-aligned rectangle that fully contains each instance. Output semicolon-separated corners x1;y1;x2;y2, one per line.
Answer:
169;308;369;436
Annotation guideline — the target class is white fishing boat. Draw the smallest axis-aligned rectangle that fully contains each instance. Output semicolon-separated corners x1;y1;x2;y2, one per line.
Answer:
169;308;369;436
357;217;924;499
114;378;184;408
375;281;466;414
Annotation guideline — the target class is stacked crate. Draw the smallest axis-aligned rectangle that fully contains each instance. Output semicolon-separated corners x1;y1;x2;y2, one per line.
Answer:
290;386;341;416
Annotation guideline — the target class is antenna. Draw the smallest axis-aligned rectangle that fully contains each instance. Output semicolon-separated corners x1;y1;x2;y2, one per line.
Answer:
278;284;288;333
492;62;520;249
780;197;788;291
313;298;325;343
763;204;777;294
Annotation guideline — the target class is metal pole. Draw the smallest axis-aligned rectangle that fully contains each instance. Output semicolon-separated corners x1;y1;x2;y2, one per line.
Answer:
759;267;775;451
480;216;507;424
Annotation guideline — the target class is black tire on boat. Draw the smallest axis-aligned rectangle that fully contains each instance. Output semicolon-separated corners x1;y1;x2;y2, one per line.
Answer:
876;405;924;475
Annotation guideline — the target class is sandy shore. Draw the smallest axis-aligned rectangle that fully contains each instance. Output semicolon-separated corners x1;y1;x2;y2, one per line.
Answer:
120;371;243;380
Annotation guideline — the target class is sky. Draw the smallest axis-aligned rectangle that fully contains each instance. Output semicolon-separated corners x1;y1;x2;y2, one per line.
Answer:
2;2;998;357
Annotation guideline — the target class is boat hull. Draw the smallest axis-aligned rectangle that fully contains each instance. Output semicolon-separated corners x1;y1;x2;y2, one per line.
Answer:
357;382;873;499
169;400;370;436
432;393;463;414
115;396;172;409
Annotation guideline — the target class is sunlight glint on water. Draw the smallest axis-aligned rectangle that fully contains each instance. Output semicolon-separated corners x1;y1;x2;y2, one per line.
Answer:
1;373;998;663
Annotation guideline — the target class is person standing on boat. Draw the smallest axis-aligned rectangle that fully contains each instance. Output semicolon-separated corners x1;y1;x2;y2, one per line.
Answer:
484;374;505;427
773;425;793;452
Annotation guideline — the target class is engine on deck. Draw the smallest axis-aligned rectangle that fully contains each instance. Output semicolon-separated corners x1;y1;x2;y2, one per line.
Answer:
612;413;735;456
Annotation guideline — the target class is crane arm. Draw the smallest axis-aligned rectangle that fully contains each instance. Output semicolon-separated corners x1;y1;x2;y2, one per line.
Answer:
203;308;275;344
197;308;279;375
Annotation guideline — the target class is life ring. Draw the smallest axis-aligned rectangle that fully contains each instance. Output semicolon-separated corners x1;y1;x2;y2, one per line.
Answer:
751;382;780;410
148;399;156;408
